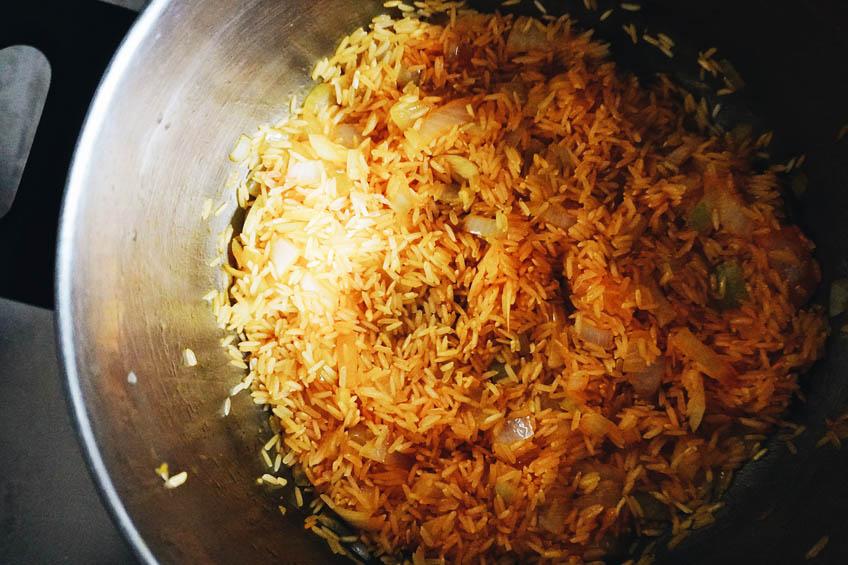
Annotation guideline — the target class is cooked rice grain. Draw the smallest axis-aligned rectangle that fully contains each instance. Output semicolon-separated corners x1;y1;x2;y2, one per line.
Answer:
220;5;827;564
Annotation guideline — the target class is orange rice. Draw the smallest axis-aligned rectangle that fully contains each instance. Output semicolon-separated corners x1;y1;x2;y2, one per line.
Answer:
220;4;828;563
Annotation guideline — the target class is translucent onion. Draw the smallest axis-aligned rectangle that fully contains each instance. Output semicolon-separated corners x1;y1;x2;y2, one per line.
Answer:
397;65;422;87
626;358;665;398
302;82;335;118
390;98;429;131
270;238;299;277
669;328;736;384
644;279;676;326
538;499;567;534
495;416;534;444
442;155;479;181
334;124;361;148
542;204;577;231
716;192;751;235
286;160;323;185
506;20;553;54
463;215;503;238
495;480;518;504
578;322;613;348
308;133;347;163
418;99;472;144
681;369;705;431
229;134;251;162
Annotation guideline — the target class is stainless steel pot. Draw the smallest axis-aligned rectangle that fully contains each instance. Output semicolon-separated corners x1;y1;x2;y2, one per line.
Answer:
56;0;848;563
57;0;382;562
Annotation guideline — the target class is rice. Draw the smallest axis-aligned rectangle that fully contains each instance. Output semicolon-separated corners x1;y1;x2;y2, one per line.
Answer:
805;535;829;560
219;4;827;563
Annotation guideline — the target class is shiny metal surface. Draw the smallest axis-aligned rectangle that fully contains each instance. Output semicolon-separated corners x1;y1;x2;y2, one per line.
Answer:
0;45;50;218
57;0;381;562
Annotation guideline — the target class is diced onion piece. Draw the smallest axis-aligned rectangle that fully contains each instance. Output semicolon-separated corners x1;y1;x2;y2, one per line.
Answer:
334;124;361;148
506;19;553;54
830;278;848;317
716;193;751;235
418;99;472;145
542;204;577;231
387;176;417;219
579;412;625;447
361;438;388;463
681;369;706;431
271;238;299;277
442;155;479;181
333;506;379;531
669;328;736;384
495;480;517;504
538;499;567;534
644;279;676;326
397;65;422;87
495;416;534;444
346;149;368;181
578;322;613;348
286;160;323;185
229;134;251;162
622;357;665;398
303;82;335;118
464;214;503;238
308;133;347;163
390;98;429;131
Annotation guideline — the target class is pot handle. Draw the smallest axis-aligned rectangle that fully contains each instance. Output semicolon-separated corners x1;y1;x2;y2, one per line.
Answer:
0;0;138;308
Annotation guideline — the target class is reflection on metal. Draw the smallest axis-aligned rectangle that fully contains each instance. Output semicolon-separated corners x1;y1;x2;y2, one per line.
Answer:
0;45;51;219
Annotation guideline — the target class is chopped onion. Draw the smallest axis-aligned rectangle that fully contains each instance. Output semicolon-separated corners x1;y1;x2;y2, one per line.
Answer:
308;133;347;163
229;134;251;162
463;215;503;238
397;65;422;87
574;480;621;509
286;160;323;185
387;177;417;219
580;412;625;447
334;124;361;148
495;416;534;444
495;480;518;504
578;322;613;348
442;155;479;181
538;499;567;534
716;193;751;235
302;82;335;118
644;279;676;326
669;328;736;384
270;238;299;277
681;369;705;431
626;358;665;398
542;204;577;231
506;20;553;54
390;98;429;131
418;99;472;145
333;506;378;530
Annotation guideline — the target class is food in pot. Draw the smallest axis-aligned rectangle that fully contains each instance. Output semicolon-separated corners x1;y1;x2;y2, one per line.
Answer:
216;3;827;563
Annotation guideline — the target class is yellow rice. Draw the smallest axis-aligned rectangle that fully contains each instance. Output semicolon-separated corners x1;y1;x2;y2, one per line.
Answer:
220;4;827;563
